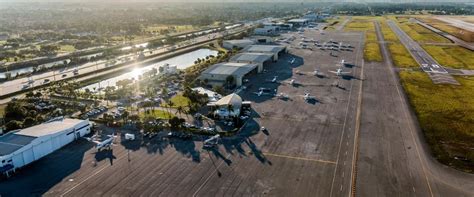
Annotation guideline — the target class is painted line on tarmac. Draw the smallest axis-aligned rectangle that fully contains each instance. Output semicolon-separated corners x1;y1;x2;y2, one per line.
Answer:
263;152;336;164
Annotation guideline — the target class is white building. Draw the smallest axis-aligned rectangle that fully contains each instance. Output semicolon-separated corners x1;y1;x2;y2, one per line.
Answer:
160;63;177;75
0;118;91;177
230;53;273;73
212;93;242;119
222;39;255;50
192;87;222;102
200;62;258;87
243;45;288;61
254;26;279;36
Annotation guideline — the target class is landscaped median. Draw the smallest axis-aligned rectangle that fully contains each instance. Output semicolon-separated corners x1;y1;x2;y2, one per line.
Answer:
399;71;474;173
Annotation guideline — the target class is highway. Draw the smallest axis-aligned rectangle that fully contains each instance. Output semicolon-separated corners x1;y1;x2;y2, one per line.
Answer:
354;21;474;197
0;25;248;99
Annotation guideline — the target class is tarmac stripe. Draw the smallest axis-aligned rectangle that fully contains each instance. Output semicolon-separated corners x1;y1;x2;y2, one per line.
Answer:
262;152;336;164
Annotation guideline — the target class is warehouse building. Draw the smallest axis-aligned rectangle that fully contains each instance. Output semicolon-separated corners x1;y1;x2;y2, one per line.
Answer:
254;26;279;36
0;118;91;177
200;62;257;87
243;45;287;61
230;53;273;73
222;39;255;50
287;18;310;27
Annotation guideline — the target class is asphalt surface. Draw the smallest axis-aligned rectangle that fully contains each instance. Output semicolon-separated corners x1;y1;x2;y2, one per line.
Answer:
0;29;366;196
415;19;474;51
354;21;474;197
1;25;472;197
434;17;474;32
387;20;459;85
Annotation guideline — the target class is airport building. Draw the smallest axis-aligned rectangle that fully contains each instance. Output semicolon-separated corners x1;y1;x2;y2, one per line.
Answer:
222;39;255;50
287;18;310;27
254;26;279;36
211;93;243;119
0;118;91;177
230;53;273;73
200;62;258;87
243;45;287;61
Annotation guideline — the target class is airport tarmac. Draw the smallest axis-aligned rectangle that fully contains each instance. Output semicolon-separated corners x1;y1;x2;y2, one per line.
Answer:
2;26;472;197
0;29;365;196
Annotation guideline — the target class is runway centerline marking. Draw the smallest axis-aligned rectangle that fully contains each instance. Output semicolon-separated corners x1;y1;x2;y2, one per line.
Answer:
263;152;336;164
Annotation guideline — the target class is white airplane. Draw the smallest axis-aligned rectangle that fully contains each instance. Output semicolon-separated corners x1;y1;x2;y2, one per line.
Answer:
276;92;289;99
86;133;117;151
289;58;295;64
329;68;351;76
340;59;346;65
203;134;220;148
313;69;323;77
266;76;278;83
253;88;274;97
302;92;316;102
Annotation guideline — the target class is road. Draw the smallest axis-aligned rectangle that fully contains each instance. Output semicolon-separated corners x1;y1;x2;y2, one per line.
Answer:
354;20;474;197
415;19;474;51
0;26;248;99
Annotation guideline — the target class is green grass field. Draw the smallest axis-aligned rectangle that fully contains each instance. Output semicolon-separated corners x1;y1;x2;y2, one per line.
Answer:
399;71;474;172
422;45;474;70
388;43;418;67
163;94;191;108
345;19;382;62
139;109;174;120
59;45;76;53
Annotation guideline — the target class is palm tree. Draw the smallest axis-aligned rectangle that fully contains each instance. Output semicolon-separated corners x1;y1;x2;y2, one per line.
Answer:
167;100;174;119
175;106;184;118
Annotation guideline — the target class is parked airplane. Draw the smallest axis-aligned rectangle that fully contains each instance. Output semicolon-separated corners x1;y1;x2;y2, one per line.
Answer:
86;133;116;151
266;76;278;83
313;69;324;77
203;134;220;148
289;58;295;64
329;68;351;76
302;92;316;102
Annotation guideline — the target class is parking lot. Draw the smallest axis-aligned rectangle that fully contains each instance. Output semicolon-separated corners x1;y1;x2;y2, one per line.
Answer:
0;28;366;196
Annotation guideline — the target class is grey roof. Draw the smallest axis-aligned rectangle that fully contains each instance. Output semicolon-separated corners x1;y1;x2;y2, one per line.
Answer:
16;118;84;138
224;39;254;45
244;45;286;53
288;18;309;23
230;53;273;63
202;62;257;77
0;133;36;156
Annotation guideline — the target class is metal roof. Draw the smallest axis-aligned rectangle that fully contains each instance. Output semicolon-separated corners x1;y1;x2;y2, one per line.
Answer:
244;45;286;54
202;62;257;77
288;18;309;23
0;133;36;156
230;53;273;63
16;118;85;138
223;39;255;45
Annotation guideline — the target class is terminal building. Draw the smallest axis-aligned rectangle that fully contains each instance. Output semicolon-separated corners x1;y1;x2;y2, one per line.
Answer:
0;118;91;177
230;53;273;73
200;62;257;87
243;45;287;61
287;18;310;27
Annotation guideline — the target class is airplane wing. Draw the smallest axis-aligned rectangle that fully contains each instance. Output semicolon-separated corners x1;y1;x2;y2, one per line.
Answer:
341;71;351;74
328;71;337;74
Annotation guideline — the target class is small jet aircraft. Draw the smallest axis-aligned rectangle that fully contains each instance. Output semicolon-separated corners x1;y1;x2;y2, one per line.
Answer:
86;133;117;151
329;68;351;76
203;134;220;148
276;92;289;99
313;69;324;77
253;88;275;97
302;92;316;102
289;58;295;64
266;76;278;83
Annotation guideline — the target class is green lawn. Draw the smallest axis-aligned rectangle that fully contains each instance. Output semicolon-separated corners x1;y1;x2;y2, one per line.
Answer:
399;23;451;43
163;94;191;108
139;109;174;120
364;42;382;62
423;45;474;70
59;45;76;53
388;43;418;67
399;71;474;172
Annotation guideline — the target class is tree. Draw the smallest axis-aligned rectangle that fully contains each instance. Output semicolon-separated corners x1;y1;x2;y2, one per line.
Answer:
168;117;185;128
23;117;36;127
5;120;22;131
